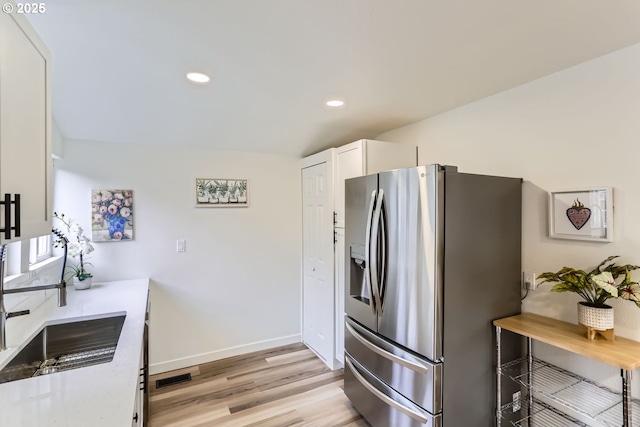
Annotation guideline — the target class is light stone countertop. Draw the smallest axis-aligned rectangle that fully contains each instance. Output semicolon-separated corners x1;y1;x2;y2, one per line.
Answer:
0;278;149;427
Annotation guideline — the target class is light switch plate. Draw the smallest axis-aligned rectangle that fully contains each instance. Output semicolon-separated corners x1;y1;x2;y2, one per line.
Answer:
177;240;186;252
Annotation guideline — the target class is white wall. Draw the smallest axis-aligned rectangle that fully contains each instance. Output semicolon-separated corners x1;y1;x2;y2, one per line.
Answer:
378;42;640;396
53;140;302;374
51;120;63;159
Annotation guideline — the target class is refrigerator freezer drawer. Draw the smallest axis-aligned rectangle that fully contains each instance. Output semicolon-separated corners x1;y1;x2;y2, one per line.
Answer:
345;354;442;427
345;317;442;413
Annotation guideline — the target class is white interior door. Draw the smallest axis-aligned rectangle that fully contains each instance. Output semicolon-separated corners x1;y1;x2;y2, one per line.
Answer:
302;161;334;365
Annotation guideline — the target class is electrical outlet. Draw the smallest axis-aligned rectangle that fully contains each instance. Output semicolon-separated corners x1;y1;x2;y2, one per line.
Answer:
512;391;521;412
523;272;537;290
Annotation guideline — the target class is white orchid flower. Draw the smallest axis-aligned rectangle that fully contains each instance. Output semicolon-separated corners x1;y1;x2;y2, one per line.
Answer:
83;241;95;254
69;223;83;237
591;271;619;298
67;243;82;258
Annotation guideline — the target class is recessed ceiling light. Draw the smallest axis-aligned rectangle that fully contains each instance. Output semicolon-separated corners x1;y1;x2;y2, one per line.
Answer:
186;72;210;83
326;99;345;107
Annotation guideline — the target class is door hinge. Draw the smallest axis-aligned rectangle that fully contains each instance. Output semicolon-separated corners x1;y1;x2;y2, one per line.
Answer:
334;230;337;244
333;211;337;225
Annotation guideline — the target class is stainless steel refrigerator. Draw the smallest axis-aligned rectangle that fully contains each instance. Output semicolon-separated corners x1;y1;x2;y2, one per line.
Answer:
344;164;522;427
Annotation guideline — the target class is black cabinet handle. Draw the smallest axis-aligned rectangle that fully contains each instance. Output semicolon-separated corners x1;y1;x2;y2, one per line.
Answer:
13;194;20;238
2;193;11;239
1;193;21;239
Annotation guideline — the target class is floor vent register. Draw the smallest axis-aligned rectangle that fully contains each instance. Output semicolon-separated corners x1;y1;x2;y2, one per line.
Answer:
155;373;192;389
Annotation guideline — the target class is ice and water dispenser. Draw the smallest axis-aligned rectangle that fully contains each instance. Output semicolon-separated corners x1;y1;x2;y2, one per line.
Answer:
349;244;370;305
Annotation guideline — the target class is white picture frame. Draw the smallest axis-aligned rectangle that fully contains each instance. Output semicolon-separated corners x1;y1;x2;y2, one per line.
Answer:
548;187;613;242
195;178;249;208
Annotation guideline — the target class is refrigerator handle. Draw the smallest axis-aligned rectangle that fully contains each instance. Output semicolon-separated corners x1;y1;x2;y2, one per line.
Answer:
377;190;387;314
345;321;429;374
370;189;384;317
345;357;429;425
364;190;378;315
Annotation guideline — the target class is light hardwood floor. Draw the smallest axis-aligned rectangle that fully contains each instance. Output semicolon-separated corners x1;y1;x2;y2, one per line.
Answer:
149;343;369;427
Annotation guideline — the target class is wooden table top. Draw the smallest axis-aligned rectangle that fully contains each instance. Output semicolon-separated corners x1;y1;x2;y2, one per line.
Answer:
494;312;640;371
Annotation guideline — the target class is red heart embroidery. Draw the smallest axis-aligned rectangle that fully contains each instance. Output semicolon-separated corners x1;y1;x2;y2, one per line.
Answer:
566;199;591;230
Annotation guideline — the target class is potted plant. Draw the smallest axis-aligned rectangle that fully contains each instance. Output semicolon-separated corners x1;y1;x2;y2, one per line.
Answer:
229;181;239;203
207;182;219;203
197;180;209;203
237;181;247;203
54;212;95;290
216;180;229;203
538;256;640;339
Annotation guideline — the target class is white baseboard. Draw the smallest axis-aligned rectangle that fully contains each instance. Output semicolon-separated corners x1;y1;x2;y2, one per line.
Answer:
149;334;301;375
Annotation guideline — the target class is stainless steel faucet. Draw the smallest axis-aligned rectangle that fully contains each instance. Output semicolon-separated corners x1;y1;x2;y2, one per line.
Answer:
0;229;68;351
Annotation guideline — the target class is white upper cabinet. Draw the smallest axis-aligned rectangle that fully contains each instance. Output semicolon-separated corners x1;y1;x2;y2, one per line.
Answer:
334;139;416;228
0;12;52;243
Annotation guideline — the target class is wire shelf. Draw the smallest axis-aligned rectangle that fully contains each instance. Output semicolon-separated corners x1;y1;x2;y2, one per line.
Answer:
500;357;640;427
501;398;587;427
598;400;640;427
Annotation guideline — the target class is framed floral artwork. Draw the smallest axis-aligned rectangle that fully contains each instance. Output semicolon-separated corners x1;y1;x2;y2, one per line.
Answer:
548;187;613;242
91;189;134;241
195;178;249;207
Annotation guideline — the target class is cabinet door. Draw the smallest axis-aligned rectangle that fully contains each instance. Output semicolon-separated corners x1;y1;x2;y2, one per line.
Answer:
132;345;144;426
334;227;345;366
302;161;335;367
0;13;52;243
334;143;364;228
335;140;416;228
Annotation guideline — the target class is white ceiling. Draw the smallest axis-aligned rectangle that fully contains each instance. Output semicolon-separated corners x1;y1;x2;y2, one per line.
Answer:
27;1;640;157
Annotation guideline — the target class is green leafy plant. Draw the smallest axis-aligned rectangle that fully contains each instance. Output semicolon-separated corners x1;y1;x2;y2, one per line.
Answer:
238;180;247;197
215;180;229;197
538;256;640;308
53;212;94;281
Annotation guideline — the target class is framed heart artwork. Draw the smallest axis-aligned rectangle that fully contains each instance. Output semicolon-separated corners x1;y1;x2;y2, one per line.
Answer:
548;187;613;242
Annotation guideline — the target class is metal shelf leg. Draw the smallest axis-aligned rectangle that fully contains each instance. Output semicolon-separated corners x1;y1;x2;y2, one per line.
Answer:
496;325;502;427
622;369;632;427
527;337;533;418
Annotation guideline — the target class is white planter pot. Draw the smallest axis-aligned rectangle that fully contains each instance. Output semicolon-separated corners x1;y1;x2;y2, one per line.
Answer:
73;277;92;290
578;302;614;330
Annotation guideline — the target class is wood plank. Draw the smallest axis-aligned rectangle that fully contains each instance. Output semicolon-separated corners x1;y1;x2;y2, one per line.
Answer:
149;343;367;426
220;370;341;414
150;376;229;403
494;312;640;370
148;401;229;427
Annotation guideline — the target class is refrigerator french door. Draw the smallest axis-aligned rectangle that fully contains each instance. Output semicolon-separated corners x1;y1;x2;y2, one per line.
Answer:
344;164;522;427
344;165;445;359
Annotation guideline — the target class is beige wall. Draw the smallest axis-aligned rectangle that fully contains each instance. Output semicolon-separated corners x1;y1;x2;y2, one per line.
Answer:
379;42;640;395
53;140;302;373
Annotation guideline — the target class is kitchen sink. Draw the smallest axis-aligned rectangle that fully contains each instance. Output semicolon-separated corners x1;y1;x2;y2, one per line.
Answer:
0;313;126;384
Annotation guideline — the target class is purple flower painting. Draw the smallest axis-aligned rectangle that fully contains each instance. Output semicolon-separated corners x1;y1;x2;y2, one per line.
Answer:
91;189;134;242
